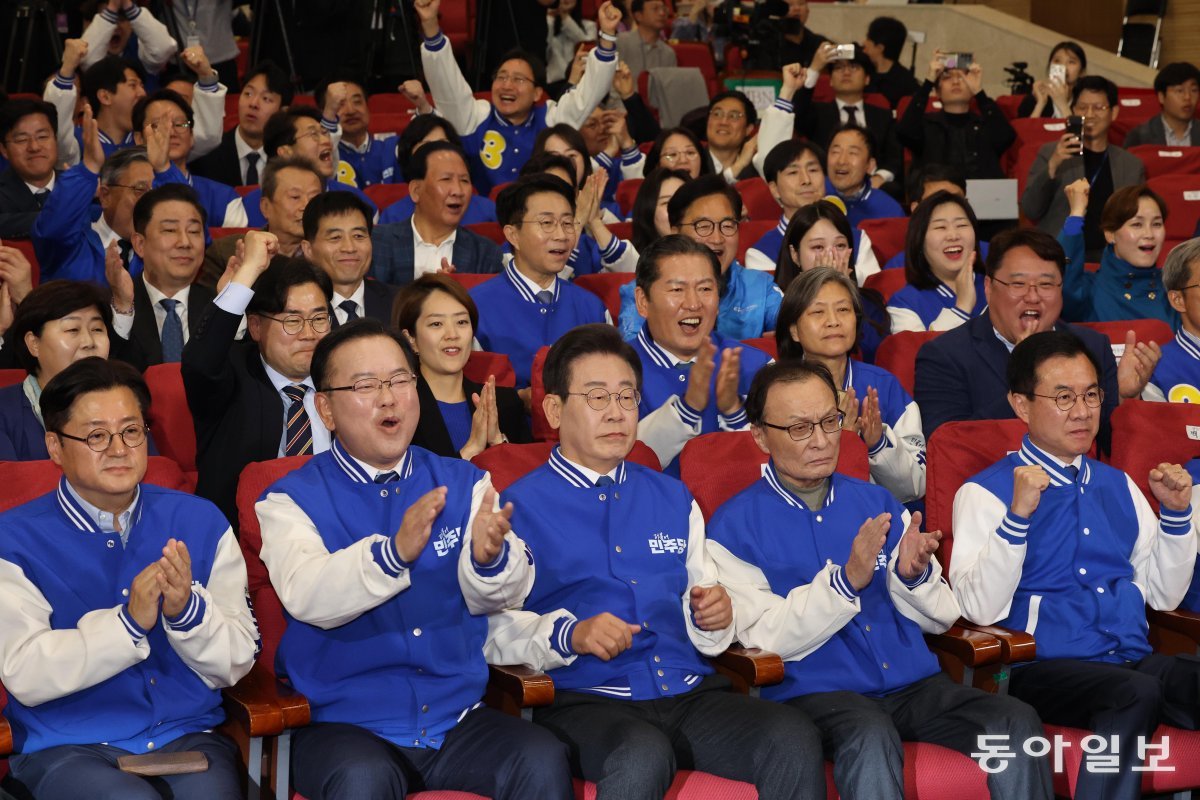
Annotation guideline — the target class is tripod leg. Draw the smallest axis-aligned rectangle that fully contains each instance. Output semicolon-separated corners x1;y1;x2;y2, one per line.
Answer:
19;6;37;92
2;11;21;89
271;0;300;91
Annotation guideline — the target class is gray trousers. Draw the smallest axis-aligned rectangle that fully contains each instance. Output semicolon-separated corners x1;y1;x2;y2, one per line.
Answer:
787;672;1053;800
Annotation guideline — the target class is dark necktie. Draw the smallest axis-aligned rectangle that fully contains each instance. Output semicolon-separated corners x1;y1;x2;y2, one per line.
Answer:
283;384;313;456
245;152;261;185
33;190;48;210
159;298;184;363
374;471;399;484
339;299;360;322
845;105;859;127
1064;465;1080;482
118;239;133;269
595;475;615;487
535;290;554;305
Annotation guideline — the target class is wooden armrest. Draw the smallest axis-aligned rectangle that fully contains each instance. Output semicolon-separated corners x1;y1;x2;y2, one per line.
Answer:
957;622;1037;663
924;624;1002;668
484;664;555;717
0;715;12;756
710;645;785;692
222;662;310;737
1149;608;1200;641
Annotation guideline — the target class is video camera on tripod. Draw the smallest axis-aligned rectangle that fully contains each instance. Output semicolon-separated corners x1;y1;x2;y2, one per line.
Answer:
1004;61;1035;95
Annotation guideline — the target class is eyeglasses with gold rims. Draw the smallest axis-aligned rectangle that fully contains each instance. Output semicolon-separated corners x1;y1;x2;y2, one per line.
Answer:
761;412;845;441
258;313;333;335
1032;388;1104;411
324;371;418;396
57;423;150;452
988;277;1063;297
566;388;642;411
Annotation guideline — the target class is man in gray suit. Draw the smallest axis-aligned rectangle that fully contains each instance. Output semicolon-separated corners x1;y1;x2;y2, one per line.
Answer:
369;141;502;286
1123;62;1200;148
1021;76;1145;262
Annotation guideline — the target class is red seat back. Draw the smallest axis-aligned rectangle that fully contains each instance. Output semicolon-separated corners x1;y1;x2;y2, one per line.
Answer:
209;226;253;241
445;272;496;291
367;113;413;137
737;220;778;265
233;184;258;198
367;93;431;115
529;346;555;442
465;222;505;245
363;182;410;210
615;179;644;218
607;221;634;242
1007;117;1068;179
472;441;661;491
574;272;635;320
463;351;516;388
859;217;910;267
995;94;1024;120
489;182;513;202
734;177;780;220
9;240;39;287
679;430;870;521
740;336;777;360
1110;400;1200;513
669;42;719;98
873;330;941;397
1110;89;1160;146
0;369;26;388
1129;145;1200;179
1076;318;1175;353
863;267;910;304
0;456;190;513
235;457;311;673
144;363;198;478
1146;175;1200;243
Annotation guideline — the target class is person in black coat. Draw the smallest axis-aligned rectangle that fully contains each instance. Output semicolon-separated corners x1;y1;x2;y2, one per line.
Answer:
299;191;396;326
0;99;59;238
393;274;530;460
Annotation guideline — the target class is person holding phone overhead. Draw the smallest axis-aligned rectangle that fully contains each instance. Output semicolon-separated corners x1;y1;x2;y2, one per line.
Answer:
1021;76;1145;262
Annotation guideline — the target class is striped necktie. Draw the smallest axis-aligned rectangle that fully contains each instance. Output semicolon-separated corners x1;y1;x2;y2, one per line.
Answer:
283;384;313;456
374;471;399;484
595;475;615;487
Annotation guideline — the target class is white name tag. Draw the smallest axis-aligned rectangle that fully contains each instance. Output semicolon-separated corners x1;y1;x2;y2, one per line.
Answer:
1044;122;1067;131
1188;425;1200;441
1158;150;1184;157
1120;98;1143;107
1111;343;1126;361
1185;191;1200;201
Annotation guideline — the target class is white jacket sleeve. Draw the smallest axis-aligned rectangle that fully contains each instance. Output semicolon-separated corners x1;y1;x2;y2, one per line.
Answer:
752;100;793;178
257;491;413;629
0;559;149;706
744;247;775;272
886;526;959;636
867;402;927;504
189;81;228;160
420;33;493;136
637;395;701;467
855;232;881;286
1127;474;1196;610
683;502;736;655
44;75;81;168
126;6;179;74
887;306;927;334
80;11;119;70
948;481;1030;625
164;528;258;689
546;46;619;129
458;472;536;615
485;608;578;671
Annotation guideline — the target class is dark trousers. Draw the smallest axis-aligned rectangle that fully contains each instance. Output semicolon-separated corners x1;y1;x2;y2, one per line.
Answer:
533;674;825;800
788;672;1052;800
1009;654;1200;800
7;731;241;800
291;707;573;800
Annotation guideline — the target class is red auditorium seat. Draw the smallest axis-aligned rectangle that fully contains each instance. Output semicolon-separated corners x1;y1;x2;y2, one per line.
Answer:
607;221;633;241
234;184;258;198
445;272;496;291
669;41;720;98
574;272;634;320
735;177;781;220
0;456;190;513
0;369;26;388
1147;174;1200;246
1110;89;1160;146
737;220;777;265
1076;318;1175;354
143;363;198;486
863;267;909;304
463;351;517;388
873;331;941;397
472;441;661;490
1129;145;1200;179
995;94;1024;120
1007;117;1069;179
859;217;909;267
368;113;412;136
740;336;778;360
466;222;506;245
8;240;38;287
529;346;554;442
363;182;410;210
367;92;432;115
209;226;253;241
615;178;643;217
1109;400;1200;512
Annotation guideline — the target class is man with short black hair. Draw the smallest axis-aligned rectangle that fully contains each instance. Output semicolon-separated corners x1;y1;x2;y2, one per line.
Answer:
825;126;904;227
616;0;677;81
469;175;608;389
953;329;1197;800
0;99;58;238
316;74;402;188
861;16;918;109
300;191;396;325
0;356;258;800
1124;62;1200;147
190;61;294;187
370;141;503;286
109;183;215;371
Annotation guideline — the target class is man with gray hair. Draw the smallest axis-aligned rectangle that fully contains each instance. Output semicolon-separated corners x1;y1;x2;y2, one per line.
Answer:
1146;238;1200;402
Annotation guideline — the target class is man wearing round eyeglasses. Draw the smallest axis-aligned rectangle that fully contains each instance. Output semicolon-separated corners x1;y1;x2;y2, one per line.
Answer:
0;356;258;800
706;359;1053;800
255;317;572;799
1022;75;1145;261
487;324;827;798
416;0;621;194
952;330;1197;800
183;230;335;527
916;227;1159;450
1147;239;1200;402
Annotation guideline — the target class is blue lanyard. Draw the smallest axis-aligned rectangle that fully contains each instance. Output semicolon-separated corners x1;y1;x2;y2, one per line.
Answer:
1087;150;1110;188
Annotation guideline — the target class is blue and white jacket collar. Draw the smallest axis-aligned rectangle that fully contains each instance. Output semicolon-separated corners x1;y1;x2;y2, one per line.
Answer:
841;358;854;391
637;326;703;370
1017;435;1090;487
548;445;626;488
490;106;536;130
764;461;836;510
58;476;142;535
775;213;788;236
1176;327;1200;362
331;438;413;484
505;261;560;305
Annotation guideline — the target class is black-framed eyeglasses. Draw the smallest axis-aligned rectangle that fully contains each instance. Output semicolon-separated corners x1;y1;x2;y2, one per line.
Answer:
566;388;642;411
151;119;194;131
1032;388;1104;411
258;313;332;335
988;276;1063;297
57;423;149;452
294;127;332;143
761;412;844;441
1178;283;1200;292
681;218;739;237
324;370;417;396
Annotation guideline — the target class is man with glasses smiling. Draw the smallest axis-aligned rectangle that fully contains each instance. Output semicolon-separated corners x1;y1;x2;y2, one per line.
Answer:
415;0;622;194
952;330;1197;800
183;230;335;527
0;356;258;800
915;228;1159;451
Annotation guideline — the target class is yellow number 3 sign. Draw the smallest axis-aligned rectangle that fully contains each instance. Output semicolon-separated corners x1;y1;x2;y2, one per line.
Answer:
481;130;507;170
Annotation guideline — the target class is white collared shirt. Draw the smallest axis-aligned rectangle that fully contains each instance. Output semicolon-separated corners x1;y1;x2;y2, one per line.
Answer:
556;450;618;486
24;173;56;195
332;281;368;325
836;99;864;126
1164;115;1195;148
411;217;457;280
234;127;266;184
92;213;121;251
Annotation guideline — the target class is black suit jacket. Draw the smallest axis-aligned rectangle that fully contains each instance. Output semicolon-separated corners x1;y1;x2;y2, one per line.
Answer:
914;314;1119;450
190;128;246;188
181;300;287;527
411;375;531;458
369;222;503;286
790;90;904;194
111;278;216;372
0;168;52;238
896;80;1017;180
332;279;399;327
